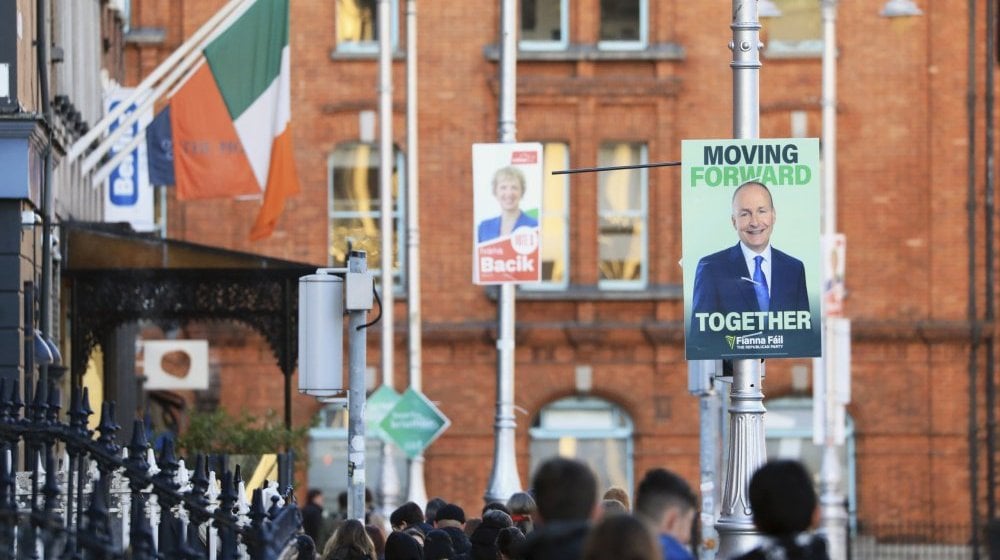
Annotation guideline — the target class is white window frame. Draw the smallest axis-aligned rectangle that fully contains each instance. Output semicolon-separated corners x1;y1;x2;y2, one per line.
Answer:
519;0;570;51
522;141;570;291
597;0;649;51
328;142;407;291
597;142;648;290
335;0;399;54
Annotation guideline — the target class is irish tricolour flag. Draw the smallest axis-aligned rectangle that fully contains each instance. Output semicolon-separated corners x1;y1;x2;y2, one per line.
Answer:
169;0;300;240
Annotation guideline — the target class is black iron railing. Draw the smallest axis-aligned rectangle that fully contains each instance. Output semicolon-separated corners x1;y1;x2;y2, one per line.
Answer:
0;378;305;559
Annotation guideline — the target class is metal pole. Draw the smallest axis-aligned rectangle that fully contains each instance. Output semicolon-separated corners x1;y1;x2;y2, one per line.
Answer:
715;0;766;556
347;251;369;520
377;0;401;514
484;0;523;504
405;0;428;507
818;2;848;559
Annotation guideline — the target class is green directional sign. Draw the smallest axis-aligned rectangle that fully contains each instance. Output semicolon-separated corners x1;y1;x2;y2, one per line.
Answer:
379;388;451;459
364;385;401;440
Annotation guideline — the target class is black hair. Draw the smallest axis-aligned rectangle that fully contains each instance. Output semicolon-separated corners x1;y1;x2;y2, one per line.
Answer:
748;460;817;536
390;501;425;528
530;457;598;522
634;468;697;525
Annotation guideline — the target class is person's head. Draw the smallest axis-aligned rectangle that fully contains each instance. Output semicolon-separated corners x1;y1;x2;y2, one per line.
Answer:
469;509;513;560
496;526;526;560
530;457;599;524
602;487;630;511
491;166;527;213
731;181;776;253
284;534;316;560
581;514;661;560
506;492;536;516
390;502;425;531
748;459;818;536
307;488;324;506
506;492;536;533
482;501;511;516
323;519;375;559
365;524;386;558
434;504;466;529
422;529;455;560
425;497;448;524
385;531;423;560
599;499;628;518
633;468;698;544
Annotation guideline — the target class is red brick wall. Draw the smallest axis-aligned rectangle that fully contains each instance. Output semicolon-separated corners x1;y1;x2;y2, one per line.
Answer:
122;0;998;529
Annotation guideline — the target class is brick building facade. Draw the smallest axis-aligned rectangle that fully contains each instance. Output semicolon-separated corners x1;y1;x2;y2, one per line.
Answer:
123;0;997;538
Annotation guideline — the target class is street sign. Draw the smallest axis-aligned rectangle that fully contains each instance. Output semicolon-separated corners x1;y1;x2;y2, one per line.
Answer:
378;388;451;459
364;385;401;440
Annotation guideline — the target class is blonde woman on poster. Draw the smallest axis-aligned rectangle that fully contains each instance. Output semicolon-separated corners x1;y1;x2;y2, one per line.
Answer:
477;166;539;243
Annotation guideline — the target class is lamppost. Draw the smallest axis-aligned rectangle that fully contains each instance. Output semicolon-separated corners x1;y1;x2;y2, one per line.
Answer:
815;3;921;559
715;1;768;556
483;0;524;505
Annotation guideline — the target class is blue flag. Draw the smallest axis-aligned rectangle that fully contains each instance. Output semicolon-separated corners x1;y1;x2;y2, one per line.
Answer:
146;105;175;186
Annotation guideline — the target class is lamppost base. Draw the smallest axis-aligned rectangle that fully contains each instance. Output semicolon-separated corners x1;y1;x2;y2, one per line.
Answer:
716;518;763;559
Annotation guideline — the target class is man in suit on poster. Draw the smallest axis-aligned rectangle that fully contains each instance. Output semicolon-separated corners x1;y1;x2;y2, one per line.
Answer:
692;181;809;318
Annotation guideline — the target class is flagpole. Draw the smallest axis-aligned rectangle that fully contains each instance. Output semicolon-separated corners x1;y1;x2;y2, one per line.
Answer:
377;0;401;515
81;0;255;174
67;0;250;163
91;59;208;186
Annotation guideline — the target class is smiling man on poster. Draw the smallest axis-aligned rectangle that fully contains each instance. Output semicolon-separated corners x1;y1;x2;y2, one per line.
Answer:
692;181;809;318
682;138;822;359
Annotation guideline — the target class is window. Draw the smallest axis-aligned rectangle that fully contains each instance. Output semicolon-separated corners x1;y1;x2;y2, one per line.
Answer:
523;142;570;290
335;0;398;53
328;142;406;288
597;142;647;289
529;396;634;494
599;0;647;50
763;0;821;57
520;0;568;50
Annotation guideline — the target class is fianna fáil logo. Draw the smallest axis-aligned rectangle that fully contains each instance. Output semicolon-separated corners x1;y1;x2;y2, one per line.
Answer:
726;335;737;350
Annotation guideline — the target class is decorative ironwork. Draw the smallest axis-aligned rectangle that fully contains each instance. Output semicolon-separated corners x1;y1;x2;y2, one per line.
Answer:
65;268;313;380
0;377;303;559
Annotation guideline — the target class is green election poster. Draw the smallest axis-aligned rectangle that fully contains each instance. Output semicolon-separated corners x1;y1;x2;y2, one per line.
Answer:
681;138;823;360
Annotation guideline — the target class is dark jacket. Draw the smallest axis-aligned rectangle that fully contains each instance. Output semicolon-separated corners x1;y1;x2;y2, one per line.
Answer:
440;526;471;558
732;534;830;560
515;521;590;560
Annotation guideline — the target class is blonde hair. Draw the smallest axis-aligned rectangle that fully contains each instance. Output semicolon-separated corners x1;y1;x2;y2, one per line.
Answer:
492;166;527;196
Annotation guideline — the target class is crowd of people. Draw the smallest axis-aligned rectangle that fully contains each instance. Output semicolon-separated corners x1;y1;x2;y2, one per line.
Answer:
288;457;828;560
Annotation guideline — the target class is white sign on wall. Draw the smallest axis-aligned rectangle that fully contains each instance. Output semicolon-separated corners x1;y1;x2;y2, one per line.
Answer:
143;340;209;390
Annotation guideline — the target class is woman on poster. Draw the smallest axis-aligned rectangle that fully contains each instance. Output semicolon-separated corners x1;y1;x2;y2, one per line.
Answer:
477;166;538;243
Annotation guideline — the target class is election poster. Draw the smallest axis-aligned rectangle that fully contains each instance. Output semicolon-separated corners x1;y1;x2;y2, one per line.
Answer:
682;138;822;359
472;143;543;284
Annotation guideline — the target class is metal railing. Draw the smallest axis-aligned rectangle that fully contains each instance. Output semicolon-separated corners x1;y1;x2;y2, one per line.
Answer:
0;378;305;559
850;522;988;560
